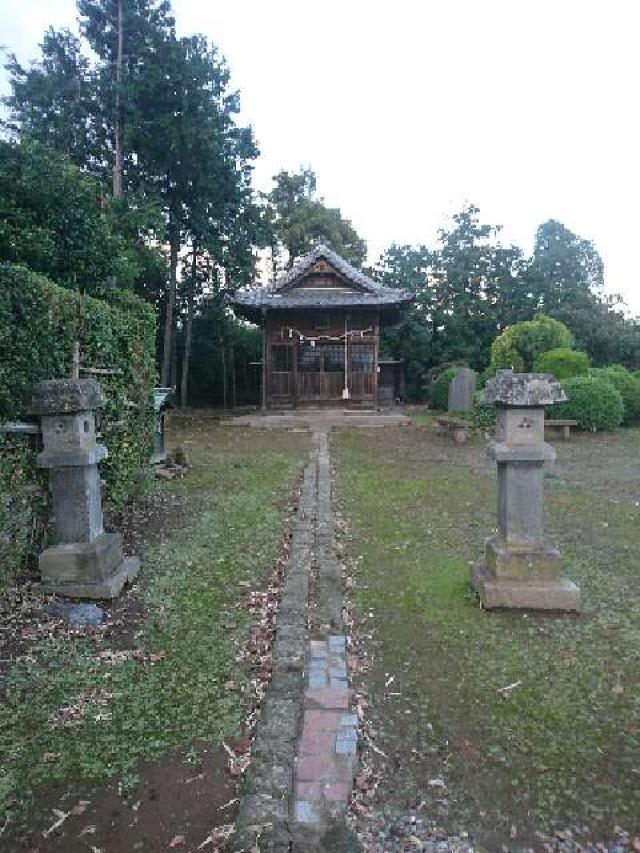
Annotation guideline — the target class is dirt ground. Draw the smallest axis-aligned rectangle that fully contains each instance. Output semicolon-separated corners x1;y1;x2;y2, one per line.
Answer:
335;421;640;851
5;412;640;852
0;414;308;853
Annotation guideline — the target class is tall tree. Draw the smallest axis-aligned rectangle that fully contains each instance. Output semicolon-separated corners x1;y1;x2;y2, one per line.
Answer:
128;31;259;386
427;205;522;367
4;28;102;172
0;138;136;292
267;168;367;267
375;244;435;398
526;219;604;312
77;0;175;196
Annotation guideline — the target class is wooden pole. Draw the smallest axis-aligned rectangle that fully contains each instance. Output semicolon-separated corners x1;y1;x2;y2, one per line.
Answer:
261;310;267;411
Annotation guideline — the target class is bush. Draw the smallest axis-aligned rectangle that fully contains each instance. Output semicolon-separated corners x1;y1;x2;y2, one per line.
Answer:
470;399;496;432
533;347;590;379
589;365;640;424
554;375;624;431
429;367;459;411
0;263;156;587
0;138;137;293
491;314;574;372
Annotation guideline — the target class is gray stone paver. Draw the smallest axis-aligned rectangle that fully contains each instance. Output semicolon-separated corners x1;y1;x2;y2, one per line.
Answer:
290;428;358;850
232;424;359;852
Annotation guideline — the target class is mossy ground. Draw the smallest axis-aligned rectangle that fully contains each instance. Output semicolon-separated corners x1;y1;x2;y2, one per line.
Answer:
0;419;307;842
334;424;640;847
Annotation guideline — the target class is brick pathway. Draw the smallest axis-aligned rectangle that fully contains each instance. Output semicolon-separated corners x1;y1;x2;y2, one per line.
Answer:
293;637;357;821
232;427;359;852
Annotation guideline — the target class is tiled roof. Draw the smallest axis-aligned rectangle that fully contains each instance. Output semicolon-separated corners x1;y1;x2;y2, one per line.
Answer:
268;243;381;293
230;243;412;315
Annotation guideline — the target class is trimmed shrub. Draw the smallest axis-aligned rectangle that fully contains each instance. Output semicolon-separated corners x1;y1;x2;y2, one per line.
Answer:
470;399;496;432
589;365;640;424
533;348;590;380
0;263;156;587
491;314;574;372
429;367;459;411
554;375;624;431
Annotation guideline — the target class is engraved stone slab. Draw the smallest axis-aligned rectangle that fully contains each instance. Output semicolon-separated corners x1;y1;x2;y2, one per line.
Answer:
448;367;477;412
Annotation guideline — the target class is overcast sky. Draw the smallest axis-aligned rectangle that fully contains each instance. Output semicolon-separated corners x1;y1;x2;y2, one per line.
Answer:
1;1;638;310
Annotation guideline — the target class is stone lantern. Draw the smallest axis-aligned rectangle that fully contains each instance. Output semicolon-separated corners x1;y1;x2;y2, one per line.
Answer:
32;379;139;599
471;370;580;611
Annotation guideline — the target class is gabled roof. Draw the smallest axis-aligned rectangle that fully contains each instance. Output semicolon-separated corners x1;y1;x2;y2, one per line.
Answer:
230;243;412;320
269;242;381;293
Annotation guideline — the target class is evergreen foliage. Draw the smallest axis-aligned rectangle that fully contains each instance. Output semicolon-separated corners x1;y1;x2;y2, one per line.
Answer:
0;264;156;582
0;138;142;292
533;347;591;379
266;168;367;271
554;376;624;432
491;315;574;372
589;365;640;424
377;210;640;398
4;0;262;403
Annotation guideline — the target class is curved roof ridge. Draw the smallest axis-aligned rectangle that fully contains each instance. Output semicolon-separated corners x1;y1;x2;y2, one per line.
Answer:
268;243;381;293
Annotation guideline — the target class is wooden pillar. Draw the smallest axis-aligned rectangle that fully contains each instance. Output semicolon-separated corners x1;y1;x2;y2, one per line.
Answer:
373;314;380;409
292;334;298;409
261;310;267;411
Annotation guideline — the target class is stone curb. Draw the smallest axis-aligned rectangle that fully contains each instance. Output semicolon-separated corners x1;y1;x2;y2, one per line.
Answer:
231;459;317;852
232;429;360;852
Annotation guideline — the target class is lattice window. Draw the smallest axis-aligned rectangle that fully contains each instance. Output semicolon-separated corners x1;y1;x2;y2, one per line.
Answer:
351;344;374;372
272;344;292;372
321;344;345;372
298;342;321;371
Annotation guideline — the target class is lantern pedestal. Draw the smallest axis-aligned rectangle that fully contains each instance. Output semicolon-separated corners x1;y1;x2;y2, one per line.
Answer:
471;372;580;612
32;379;139;600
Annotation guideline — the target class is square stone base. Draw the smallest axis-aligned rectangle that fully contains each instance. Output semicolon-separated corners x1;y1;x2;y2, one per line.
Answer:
40;532;123;583
471;561;580;612
41;555;140;600
40;532;140;599
485;535;563;580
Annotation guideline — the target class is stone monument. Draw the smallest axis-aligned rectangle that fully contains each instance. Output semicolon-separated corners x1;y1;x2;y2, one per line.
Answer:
471;370;580;611
32;379;139;599
448;367;476;412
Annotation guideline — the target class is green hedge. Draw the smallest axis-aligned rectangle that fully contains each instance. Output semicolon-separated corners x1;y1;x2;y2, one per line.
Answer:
0;263;156;586
554;375;624;432
533;347;590;380
589;365;640;425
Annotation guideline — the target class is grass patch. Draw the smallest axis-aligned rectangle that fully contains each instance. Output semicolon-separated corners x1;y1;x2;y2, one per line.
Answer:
0;438;303;827
335;427;640;841
405;405;435;427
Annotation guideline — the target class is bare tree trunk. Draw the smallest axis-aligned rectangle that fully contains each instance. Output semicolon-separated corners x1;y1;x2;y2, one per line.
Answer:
161;225;179;386
113;0;124;198
170;327;177;389
230;334;236;408
180;249;196;409
221;337;227;410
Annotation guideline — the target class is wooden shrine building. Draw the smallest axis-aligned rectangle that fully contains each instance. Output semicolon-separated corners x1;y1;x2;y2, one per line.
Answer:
230;243;412;409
